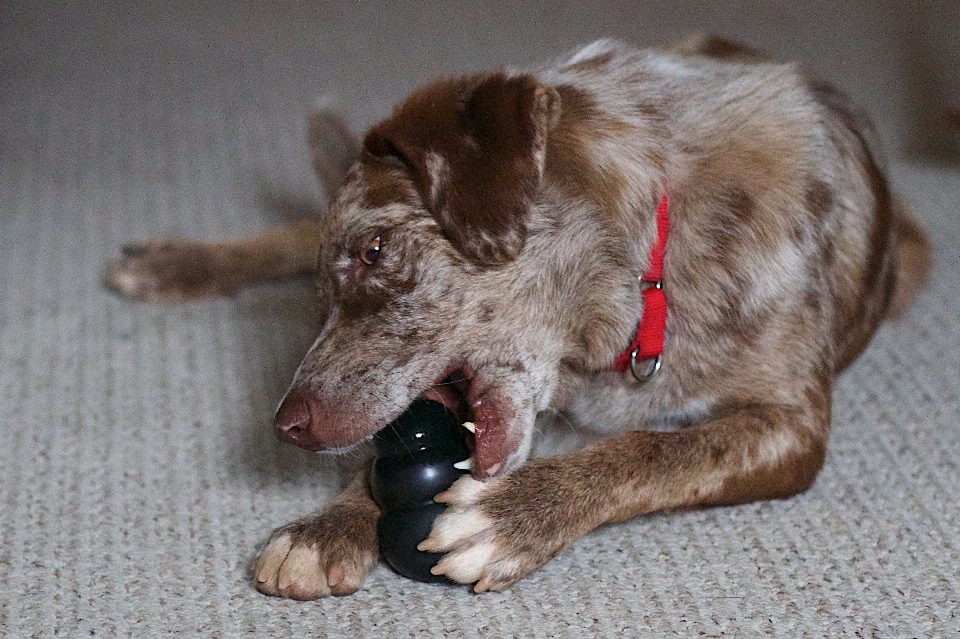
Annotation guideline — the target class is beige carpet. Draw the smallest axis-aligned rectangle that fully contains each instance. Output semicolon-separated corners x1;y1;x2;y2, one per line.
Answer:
2;1;959;636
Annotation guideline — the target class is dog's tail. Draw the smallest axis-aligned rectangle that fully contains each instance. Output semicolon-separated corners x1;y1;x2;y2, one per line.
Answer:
886;197;932;318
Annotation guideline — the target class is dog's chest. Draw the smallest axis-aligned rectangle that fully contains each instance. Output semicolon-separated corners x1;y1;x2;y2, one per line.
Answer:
545;370;716;442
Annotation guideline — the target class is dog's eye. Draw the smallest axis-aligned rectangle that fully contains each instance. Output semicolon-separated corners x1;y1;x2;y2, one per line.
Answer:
360;235;382;266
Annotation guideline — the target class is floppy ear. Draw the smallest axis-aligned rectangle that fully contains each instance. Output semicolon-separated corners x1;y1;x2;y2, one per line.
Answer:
364;73;561;265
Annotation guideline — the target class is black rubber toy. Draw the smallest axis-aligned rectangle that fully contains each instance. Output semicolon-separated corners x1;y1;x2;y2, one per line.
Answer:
370;398;470;582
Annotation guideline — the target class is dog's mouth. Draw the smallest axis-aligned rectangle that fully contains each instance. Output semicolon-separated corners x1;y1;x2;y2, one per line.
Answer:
422;363;474;423
420;363;507;480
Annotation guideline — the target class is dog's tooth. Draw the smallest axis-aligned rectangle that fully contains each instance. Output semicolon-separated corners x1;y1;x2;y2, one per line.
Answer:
454;456;475;470
462;421;476;433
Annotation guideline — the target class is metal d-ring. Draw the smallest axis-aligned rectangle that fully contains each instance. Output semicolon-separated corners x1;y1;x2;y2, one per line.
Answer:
629;351;661;383
629;279;663;383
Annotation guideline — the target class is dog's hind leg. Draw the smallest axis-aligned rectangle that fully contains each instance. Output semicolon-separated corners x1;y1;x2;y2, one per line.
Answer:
103;218;324;302
104;107;360;303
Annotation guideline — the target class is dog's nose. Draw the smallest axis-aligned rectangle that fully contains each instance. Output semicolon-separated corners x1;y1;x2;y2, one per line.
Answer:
274;390;322;449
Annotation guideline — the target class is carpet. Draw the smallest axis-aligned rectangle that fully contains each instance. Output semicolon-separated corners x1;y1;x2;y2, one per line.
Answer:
2;1;958;636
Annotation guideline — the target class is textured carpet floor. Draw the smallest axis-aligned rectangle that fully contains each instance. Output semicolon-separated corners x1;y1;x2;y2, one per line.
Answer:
2;1;959;637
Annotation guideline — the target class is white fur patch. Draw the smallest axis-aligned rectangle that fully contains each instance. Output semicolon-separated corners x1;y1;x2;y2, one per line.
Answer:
435;474;488;505
277;543;329;598
421;507;491;551
111;270;146;295
255;533;293;585
563;39;617;67
433;540;498;584
742;428;801;474
475;556;523;593
424;151;450;208
745;239;806;311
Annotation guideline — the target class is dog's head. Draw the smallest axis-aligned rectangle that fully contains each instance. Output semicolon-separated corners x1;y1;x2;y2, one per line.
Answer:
274;72;626;479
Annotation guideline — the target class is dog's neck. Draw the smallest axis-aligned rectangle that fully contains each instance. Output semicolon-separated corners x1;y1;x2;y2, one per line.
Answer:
612;190;669;381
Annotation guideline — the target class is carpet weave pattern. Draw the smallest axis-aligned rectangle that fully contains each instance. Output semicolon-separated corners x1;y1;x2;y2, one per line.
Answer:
2;2;958;636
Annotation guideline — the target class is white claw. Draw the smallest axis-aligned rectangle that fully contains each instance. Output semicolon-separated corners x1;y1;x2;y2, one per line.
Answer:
462;421;476;433
453;456;475;470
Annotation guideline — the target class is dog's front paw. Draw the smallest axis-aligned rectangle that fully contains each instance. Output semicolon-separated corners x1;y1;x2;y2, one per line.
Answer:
250;502;379;600
419;467;590;593
103;239;238;302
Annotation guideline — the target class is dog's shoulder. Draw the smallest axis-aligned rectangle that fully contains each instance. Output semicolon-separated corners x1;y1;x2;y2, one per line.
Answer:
531;38;901;406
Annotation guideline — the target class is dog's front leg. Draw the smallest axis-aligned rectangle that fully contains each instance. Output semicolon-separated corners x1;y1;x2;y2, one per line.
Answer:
421;400;828;592
251;458;380;599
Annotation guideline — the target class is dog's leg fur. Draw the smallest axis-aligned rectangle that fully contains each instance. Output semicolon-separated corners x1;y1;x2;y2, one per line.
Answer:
103;219;324;302
421;390;830;592
250;459;380;599
103;108;358;302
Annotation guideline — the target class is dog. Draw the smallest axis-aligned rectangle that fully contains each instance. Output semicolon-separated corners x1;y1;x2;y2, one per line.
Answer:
104;35;931;599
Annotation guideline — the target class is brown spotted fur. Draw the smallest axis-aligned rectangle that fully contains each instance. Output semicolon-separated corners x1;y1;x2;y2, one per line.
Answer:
105;36;930;597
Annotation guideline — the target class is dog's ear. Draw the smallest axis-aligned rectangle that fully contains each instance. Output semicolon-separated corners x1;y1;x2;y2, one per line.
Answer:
307;106;361;198
364;73;561;265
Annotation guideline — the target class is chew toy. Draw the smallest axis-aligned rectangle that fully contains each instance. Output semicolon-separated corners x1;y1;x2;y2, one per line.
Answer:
370;398;471;582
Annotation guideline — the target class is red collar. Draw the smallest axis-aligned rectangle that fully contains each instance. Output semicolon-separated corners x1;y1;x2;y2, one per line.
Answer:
612;190;669;381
